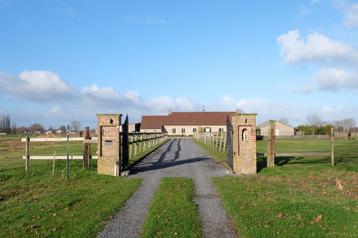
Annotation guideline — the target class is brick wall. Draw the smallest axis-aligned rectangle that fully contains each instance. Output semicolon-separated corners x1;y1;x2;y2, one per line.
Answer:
97;114;122;176
228;113;257;175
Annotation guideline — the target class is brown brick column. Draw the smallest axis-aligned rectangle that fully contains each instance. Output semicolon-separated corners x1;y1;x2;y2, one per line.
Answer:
97;114;122;176
227;113;257;175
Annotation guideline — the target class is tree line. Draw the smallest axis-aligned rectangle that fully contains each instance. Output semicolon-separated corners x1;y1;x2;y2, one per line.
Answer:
296;114;356;135
0;114;82;135
0;115;12;134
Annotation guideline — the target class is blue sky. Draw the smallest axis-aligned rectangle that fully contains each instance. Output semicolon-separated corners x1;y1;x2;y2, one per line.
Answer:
0;0;357;128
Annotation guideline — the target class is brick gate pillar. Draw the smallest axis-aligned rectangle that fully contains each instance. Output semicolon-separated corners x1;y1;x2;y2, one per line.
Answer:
227;113;257;175
97;114;122;176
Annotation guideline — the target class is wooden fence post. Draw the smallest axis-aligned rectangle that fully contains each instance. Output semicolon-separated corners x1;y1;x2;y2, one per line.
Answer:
219;133;224;153
267;122;275;167
134;136;137;156
331;127;335;166
348;129;352;140
52;151;56;176
66;135;70;180
140;135;143;152
223;133;227;153
129;137;132;159
25;135;30;172
83;127;90;169
144;136;147;151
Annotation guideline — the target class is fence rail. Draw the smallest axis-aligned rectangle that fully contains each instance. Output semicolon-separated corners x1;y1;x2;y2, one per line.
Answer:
194;131;337;166
22;155;99;160
21;132;168;173
21;137;96;142
193;132;227;153
128;133;167;158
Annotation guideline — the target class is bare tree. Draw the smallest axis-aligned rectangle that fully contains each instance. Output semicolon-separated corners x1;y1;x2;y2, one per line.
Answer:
59;125;67;133
279;117;289;125
334;118;356;132
0;115;11;134
306;113;323;127
70;120;81;132
29;123;45;134
11;123;17;134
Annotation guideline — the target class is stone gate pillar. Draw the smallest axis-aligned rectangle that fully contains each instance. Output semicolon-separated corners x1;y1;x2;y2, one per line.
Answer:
97;114;122;176
227;113;257;175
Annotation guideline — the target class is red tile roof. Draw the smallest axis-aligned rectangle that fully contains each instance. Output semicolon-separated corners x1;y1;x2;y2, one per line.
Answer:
141;115;169;129
141;112;233;129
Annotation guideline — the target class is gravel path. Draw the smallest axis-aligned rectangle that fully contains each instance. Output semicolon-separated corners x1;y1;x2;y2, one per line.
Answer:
97;138;237;238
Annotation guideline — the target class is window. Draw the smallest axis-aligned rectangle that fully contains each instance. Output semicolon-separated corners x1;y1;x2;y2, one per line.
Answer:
219;128;224;132
172;128;176;134
193;128;197;133
182;128;185;133
242;129;248;141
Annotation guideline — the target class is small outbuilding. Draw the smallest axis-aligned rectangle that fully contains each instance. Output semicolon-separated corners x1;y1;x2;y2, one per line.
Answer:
258;120;295;137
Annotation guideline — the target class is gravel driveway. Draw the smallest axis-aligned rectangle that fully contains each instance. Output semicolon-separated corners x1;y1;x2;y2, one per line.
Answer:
97;138;237;238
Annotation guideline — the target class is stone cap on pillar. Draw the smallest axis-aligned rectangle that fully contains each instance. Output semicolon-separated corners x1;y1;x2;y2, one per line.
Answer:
97;114;122;127
234;112;257;116
230;113;257;126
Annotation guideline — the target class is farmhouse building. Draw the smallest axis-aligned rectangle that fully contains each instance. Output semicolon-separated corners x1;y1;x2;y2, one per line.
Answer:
141;112;233;136
258;120;294;137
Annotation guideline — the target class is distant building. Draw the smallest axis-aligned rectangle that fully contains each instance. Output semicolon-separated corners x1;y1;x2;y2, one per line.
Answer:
140;115;169;133
56;129;64;135
140;112;233;136
258;120;294;137
128;123;141;132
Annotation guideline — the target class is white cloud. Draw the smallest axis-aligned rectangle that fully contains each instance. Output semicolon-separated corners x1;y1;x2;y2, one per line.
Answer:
344;3;358;27
0;71;197;119
322;105;335;113
49;105;62;114
220;95;273;113
81;84;119;99
277;29;357;64
80;84;143;109
148;96;197;112
0;70;73;101
218;95;308;125
315;67;358;91
333;0;358;28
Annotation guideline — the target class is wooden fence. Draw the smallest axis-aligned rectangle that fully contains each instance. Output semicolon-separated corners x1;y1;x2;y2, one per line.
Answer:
193;132;227;153
128;133;168;159
21;132;168;172
194;130;337;165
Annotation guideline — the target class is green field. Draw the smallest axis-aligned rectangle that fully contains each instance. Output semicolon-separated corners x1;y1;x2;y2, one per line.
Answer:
256;137;358;172
196;137;358;238
142;177;202;238
0;135;145;237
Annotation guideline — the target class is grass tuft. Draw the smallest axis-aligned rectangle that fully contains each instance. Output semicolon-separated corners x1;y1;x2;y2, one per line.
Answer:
141;177;202;238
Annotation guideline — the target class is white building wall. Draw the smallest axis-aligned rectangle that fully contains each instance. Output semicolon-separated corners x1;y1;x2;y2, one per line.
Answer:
140;129;162;133
164;125;227;136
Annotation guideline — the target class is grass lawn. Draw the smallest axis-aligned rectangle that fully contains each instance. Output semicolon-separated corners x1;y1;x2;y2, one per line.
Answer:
0;135;142;237
207;137;358;238
256;137;358;172
213;166;358;238
141;177;202;238
194;139;229;167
